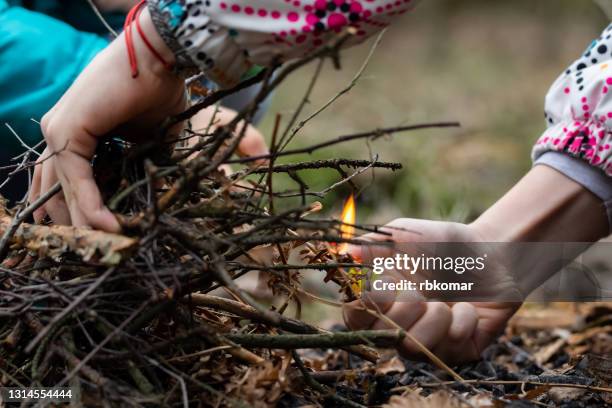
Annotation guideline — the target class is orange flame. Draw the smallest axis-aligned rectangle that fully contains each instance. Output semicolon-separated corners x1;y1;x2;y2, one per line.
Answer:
338;193;364;296
338;193;356;254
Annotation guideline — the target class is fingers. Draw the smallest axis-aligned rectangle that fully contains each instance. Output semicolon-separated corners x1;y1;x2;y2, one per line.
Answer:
341;216;516;364
30;146;118;231
236;125;269;165
218;164;233;176
428;302;481;363
399;302;453;356
347;235;395;265
448;302;479;343
348;218;460;262
347;218;421;262
54;151;120;232
471;303;518;353
37;137;119;231
40;158;70;225
29;162;44;223
190;105;270;170
34;32;186;232
370;299;426;331
42;108;120;232
347;296;485;363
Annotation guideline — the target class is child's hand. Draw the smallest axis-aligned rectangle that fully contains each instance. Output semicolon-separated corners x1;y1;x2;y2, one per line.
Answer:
343;218;519;364
29;7;182;232
189;105;269;173
343;166;609;363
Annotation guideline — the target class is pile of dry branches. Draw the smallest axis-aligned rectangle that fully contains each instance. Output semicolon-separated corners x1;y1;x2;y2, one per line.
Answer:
1;32;610;407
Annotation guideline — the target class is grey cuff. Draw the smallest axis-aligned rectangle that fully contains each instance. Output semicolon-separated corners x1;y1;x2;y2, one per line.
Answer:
534;151;612;233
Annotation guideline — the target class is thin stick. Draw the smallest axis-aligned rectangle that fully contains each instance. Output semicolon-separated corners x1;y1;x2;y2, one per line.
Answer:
165;345;233;362
225;329;404;349
145;357;188;408
267;114;281;214
25;267;115;353
110;122;448;210
187;293;380;362
283;30;387;149
226;122;460;164
278;58;325;149
315;154;379;197
85;0;118;37
171;68;268;125
247;158;402;174
292;350;366;408
57;299;152;386
353;297;464;382
294;287;344;308
4;124;41;158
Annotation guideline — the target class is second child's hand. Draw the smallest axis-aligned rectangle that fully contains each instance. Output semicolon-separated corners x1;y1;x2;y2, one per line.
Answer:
344;165;608;363
343;218;519;364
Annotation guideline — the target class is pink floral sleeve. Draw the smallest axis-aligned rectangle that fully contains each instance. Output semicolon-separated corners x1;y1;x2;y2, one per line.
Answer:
533;23;612;176
148;0;419;87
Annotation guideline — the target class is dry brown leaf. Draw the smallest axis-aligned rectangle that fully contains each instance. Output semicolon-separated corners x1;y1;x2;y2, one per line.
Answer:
226;359;290;408
568;325;612;345
0;215;137;265
375;356;406;376
509;307;578;332
533;338;566;365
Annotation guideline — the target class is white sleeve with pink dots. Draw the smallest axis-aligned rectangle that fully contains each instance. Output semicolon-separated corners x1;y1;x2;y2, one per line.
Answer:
532;23;612;230
148;0;419;87
533;23;612;177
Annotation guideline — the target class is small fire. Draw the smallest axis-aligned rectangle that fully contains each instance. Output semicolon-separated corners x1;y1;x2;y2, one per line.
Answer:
338;193;356;254
337;193;364;297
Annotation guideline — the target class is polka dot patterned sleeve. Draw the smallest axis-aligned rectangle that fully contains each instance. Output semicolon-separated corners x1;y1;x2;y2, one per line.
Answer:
147;0;418;87
533;23;612;177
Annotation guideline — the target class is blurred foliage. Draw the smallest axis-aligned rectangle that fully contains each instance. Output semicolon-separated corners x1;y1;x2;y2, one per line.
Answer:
257;0;608;225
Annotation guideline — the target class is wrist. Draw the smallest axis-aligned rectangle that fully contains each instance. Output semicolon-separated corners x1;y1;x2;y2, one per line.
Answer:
131;6;176;77
468;165;609;298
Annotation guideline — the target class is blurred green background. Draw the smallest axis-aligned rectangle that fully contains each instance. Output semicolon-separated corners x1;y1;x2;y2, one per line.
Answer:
257;0;608;226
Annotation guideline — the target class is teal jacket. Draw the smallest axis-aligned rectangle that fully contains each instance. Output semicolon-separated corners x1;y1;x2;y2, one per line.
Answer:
0;1;123;153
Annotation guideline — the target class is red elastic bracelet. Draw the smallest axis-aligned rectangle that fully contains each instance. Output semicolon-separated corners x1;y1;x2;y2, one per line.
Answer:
124;0;173;78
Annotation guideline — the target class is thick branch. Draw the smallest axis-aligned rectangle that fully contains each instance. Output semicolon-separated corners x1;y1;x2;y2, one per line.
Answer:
187;294;379;362
247;159;402;174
